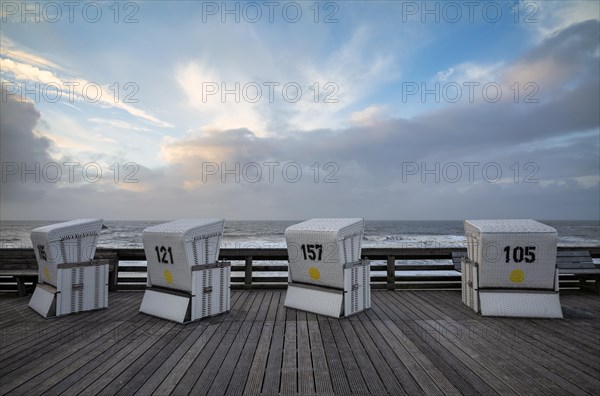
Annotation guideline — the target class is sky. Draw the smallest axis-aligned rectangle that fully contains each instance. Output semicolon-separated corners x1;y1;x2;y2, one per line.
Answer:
0;0;599;220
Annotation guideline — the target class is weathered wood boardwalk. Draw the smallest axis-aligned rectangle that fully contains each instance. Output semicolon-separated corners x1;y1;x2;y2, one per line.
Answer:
1;290;599;395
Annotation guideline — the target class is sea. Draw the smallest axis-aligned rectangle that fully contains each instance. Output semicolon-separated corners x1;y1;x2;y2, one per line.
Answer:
1;220;598;249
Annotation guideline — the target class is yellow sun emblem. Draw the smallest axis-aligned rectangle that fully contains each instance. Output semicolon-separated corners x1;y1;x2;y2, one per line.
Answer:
509;269;525;283
308;266;320;281
164;269;174;284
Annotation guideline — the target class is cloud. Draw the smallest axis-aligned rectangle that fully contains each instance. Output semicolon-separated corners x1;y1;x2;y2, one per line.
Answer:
0;85;50;165
504;20;600;90
87;118;152;133
0;36;62;70
174;24;399;135
155;20;598;218
175;62;270;135
1;45;172;128
349;105;390;126
1;16;598;221
0;86;179;219
0;85;55;208
533;0;600;39
434;62;504;84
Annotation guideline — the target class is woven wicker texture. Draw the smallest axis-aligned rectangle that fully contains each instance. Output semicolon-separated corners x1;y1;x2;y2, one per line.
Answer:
142;219;224;292
343;262;371;314
191;266;231;320
285;218;364;289
30;219;103;287
56;263;108;316
464;219;557;289
461;258;479;312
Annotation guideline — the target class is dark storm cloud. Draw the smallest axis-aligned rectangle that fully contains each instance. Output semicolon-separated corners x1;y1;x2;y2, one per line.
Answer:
522;19;600;71
0;88;52;164
0;88;56;207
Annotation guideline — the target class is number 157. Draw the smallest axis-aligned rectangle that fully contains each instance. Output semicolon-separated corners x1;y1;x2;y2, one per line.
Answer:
301;244;323;260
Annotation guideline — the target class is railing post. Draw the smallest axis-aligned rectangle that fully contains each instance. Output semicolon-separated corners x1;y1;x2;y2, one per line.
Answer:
387;255;396;290
108;254;119;291
245;256;253;289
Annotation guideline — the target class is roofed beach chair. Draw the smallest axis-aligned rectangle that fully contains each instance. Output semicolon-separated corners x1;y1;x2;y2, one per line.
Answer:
284;218;370;317
139;219;229;323
29;219;106;318
462;219;562;318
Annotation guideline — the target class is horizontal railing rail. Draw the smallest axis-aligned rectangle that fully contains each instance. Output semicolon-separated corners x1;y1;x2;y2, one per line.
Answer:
1;246;598;292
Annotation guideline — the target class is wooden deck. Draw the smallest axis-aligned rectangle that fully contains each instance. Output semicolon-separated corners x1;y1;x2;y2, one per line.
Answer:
1;290;599;395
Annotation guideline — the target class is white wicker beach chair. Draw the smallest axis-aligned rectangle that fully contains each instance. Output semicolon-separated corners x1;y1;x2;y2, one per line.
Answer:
139;219;228;323
462;219;562;318
284;218;370;317
28;219;106;317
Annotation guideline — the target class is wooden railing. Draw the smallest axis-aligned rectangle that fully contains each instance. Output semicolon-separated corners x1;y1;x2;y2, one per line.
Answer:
109;247;469;290
1;246;598;292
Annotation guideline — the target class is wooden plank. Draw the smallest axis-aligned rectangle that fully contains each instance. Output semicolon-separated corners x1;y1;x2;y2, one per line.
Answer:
280;304;297;395
522;314;600;356
223;291;275;395
1;294;133;372
188;292;264;395
354;310;434;395
150;291;247;395
306;312;334;395
205;291;270;395
0;270;37;276
63;320;173;396
447;288;600;373
21;301;157;395
45;315;192;395
559;269;600;275
0;298;44;333
131;292;244;395
387;255;396;290
0;289;599;396
242;291;280;395
428;290;599;394
244;256;253;288
373;264;456;271
231;265;288;272
327;318;370;394
315;313;351;395
338;318;390;395
0;294;127;348
391;291;531;394
170;291;260;395
426;291;589;395
345;314;408;395
231;284;287;290
407;291;557;395
259;290;287;394
232;277;289;283
107;324;192;395
0;297;139;394
556;251;594;257
361;297;454;396
296;311;315;395
373;292;494;395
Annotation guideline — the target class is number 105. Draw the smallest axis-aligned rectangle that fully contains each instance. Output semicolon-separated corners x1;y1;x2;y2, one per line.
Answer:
503;246;536;263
